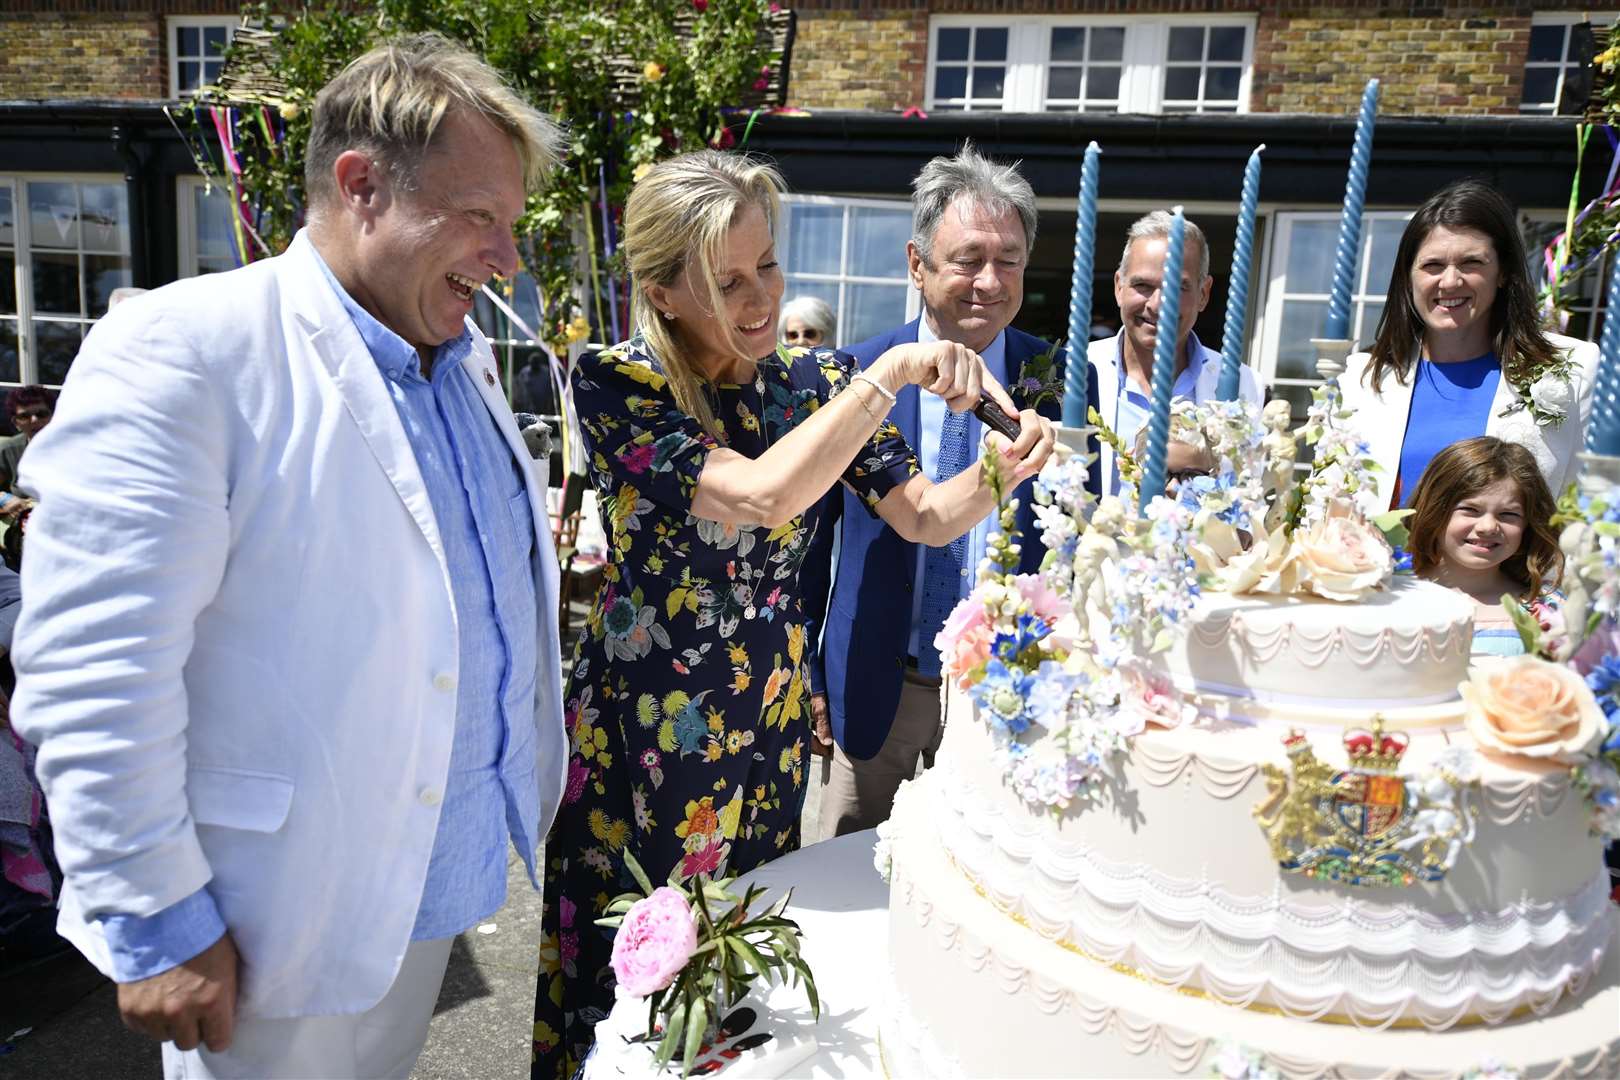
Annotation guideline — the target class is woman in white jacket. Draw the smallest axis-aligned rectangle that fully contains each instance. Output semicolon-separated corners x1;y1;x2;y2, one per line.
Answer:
1338;179;1597;510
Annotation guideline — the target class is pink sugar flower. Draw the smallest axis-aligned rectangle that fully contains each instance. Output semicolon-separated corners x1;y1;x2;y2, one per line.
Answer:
610;886;698;998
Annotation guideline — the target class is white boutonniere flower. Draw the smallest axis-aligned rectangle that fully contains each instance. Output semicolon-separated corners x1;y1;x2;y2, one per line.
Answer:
1527;371;1573;425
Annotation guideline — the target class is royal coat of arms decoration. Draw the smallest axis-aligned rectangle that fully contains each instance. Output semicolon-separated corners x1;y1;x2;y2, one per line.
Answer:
1252;719;1479;887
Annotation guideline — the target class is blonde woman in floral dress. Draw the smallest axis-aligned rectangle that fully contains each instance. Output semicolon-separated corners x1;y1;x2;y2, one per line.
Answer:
531;151;1055;1077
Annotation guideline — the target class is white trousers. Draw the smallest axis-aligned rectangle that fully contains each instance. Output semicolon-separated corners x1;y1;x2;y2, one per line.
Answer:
161;937;454;1080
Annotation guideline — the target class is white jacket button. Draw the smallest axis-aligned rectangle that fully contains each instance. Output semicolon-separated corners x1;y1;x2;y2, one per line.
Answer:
418;787;442;807
433;674;455;693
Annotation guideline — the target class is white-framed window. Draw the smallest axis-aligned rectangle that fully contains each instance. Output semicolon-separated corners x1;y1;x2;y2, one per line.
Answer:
168;16;238;98
927;15;1255;114
1526;214;1609;344
777;195;917;347
177;176;240;277
1521;14;1592;114
0;174;133;387
1257;210;1413;419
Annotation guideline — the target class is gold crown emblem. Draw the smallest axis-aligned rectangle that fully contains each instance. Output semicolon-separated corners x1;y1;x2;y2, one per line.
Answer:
1343;716;1408;773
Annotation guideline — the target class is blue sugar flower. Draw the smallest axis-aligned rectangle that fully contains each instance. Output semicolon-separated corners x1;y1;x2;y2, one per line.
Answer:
1586;656;1620;721
970;659;1036;735
991;614;1050;666
1391;546;1414;574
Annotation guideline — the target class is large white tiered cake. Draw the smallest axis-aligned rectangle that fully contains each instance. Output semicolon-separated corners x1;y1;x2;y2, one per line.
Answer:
880;397;1620;1078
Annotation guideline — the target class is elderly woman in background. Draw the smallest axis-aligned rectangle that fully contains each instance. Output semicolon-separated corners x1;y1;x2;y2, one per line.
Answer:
530;150;1054;1076
779;294;836;348
1339;178;1598;509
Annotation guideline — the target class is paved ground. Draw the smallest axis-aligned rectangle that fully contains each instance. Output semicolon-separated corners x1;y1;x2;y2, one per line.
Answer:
3;755;837;1080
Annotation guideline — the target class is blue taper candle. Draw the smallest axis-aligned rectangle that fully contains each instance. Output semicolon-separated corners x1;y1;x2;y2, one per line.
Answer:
1586;247;1620;454
1138;208;1186;504
1217;144;1265;401
1323;80;1380;341
1063;141;1102;426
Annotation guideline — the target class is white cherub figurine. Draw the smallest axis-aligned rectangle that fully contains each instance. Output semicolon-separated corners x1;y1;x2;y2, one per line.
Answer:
1396;767;1477;873
1260;399;1297;530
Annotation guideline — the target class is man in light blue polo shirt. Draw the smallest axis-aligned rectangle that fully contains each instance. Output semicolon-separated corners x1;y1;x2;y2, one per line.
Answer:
1089;210;1265;492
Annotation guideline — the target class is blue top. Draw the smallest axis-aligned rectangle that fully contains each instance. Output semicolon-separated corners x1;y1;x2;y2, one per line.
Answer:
908;322;1008;658
97;253;541;981
1398;353;1501;506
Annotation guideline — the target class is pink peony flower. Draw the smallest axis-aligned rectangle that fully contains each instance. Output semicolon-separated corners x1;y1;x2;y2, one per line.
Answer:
692;0;708;11
610;886;698;998
941;622;994;690
1124;666;1187;729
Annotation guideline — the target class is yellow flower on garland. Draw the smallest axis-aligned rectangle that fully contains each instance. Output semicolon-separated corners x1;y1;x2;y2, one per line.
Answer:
642;60;666;82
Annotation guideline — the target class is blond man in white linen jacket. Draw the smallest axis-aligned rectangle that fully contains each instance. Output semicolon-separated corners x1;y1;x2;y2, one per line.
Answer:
11;34;567;1079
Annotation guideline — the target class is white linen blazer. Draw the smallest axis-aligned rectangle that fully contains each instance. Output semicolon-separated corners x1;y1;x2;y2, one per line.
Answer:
11;231;568;1019
1337;332;1600;510
1088;330;1265;492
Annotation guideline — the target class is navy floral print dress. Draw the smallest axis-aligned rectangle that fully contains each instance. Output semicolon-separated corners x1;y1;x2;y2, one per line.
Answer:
531;338;917;1077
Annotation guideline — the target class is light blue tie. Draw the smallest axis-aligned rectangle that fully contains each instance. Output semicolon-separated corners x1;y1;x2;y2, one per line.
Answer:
915;409;973;677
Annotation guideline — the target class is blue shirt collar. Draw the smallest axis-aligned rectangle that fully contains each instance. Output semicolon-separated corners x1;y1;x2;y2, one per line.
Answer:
916;317;1008;368
307;241;472;386
1117;329;1209;398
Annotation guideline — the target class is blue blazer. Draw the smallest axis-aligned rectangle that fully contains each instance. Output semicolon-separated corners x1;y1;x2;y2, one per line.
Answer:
801;320;1100;761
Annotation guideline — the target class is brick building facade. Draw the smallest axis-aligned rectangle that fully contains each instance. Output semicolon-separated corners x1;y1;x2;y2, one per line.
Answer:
1;1;1618;400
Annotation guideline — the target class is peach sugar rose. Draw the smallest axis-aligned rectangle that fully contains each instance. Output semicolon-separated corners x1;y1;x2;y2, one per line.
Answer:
1291;504;1392;602
1460;657;1605;763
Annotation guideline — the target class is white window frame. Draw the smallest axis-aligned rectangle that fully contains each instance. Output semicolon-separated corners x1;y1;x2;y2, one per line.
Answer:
1256;209;1414;407
168;16;240;99
1521;13;1591;115
777;194;919;345
176;174;239;278
0;172;132;388
926;14;1255;114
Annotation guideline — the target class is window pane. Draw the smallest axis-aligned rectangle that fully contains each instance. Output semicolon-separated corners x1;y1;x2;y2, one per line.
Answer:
28;181;78;250
1356;300;1385;343
179;61;200;93
1527;25;1565;63
34;321;83;386
203;59;225;85
1088;66;1122;101
934;66;968;100
785;204;842;277
1209;26;1246;62
1277;300;1330;379
1284;220;1339;293
0;187;11;247
1365;217;1408;296
849;207;912;280
844;283;909;346
975;27;1008;62
1163;67;1201;102
85;255;133;317
1091;26;1125;61
203;26;229;53
1205;65;1242;102
1051;27;1085;63
195;183;236;263
79;183;129;252
972;66;1006;100
178;26;199;56
0;321;19;384
0;252;12;315
1167;27;1204;62
1522;67;1560;105
1047;66;1083;101
32;252;80;315
937;28;970;62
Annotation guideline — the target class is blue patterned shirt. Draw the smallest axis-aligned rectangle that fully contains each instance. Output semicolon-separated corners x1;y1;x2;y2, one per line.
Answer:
97;252;541;979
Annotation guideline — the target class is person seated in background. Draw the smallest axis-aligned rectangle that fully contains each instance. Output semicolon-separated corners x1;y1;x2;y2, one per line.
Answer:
1127;400;1215;502
0;386;51;519
779;295;836;349
1405;435;1563;657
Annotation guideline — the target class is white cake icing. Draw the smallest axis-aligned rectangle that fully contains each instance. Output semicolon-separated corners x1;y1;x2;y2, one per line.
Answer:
1147;578;1474;720
883;599;1620;1077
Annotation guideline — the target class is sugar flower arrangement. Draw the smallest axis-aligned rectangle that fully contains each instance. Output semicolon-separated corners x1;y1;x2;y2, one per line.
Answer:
597;852;818;1077
1490;483;1620;841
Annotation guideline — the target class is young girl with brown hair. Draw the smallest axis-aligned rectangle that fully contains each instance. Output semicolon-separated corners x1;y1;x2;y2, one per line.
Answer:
1406;435;1564;656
